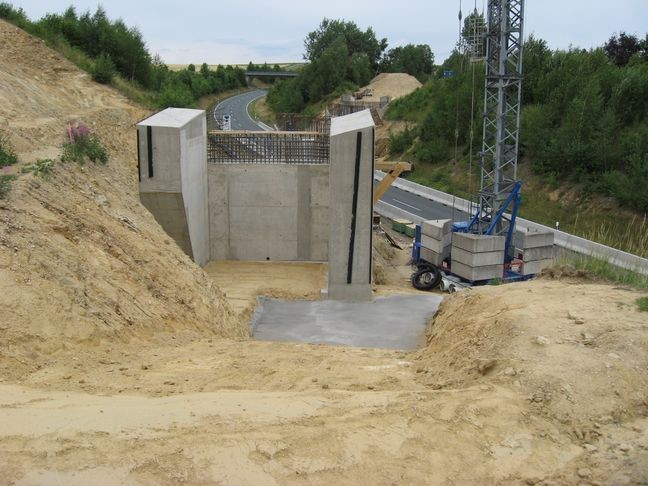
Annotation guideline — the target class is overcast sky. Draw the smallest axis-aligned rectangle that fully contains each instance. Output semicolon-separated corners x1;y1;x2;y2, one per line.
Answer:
12;1;648;65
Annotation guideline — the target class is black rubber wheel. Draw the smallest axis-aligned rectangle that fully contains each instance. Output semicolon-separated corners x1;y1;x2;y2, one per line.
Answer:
411;265;442;291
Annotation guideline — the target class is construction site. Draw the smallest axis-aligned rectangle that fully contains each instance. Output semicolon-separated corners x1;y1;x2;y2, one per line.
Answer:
1;1;647;484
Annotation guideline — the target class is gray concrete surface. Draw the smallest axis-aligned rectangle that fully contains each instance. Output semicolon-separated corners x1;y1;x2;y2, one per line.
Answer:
137;108;210;266
208;164;329;261
251;294;444;350
328;111;375;301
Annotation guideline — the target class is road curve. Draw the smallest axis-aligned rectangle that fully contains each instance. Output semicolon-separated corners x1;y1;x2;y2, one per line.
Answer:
212;89;268;131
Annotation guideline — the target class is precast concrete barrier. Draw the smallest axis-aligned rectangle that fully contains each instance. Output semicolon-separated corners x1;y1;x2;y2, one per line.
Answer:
374;171;648;276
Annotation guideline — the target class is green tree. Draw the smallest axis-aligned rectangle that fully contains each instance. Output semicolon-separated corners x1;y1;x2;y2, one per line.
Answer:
91;52;115;83
304;18;387;71
381;44;434;80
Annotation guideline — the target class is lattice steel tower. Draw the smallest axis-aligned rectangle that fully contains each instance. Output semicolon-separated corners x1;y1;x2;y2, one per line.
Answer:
475;0;525;236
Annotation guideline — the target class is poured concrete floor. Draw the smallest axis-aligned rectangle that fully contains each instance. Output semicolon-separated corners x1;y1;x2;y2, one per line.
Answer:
251;294;443;350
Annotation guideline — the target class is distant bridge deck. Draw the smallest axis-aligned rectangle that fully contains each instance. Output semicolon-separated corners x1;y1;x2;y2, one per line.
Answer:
245;71;299;78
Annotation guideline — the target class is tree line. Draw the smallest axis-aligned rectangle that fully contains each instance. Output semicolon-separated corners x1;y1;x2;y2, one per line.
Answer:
0;3;248;108
387;32;648;213
267;19;434;113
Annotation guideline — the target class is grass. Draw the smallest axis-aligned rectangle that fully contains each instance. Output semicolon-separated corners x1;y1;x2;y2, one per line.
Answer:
637;296;648;312
553;253;648;289
21;158;55;178
0;131;18;167
248;96;276;127
0;174;16;199
397;156;648;258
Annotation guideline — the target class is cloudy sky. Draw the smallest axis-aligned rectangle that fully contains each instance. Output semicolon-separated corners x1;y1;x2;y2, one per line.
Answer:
12;1;648;65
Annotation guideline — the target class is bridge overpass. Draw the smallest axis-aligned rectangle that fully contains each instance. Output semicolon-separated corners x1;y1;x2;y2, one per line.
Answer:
245;70;298;85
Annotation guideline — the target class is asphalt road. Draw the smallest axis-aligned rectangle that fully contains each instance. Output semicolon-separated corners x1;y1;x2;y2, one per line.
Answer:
379;183;472;222
213;89;267;131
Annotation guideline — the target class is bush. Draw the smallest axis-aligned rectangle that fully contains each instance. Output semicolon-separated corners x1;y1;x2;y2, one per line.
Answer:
389;128;416;155
414;140;449;163
0;174;16;199
62;121;109;165
157;82;195;108
91;52;115;84
21;158;55;177
637;296;648;312
0;132;18;167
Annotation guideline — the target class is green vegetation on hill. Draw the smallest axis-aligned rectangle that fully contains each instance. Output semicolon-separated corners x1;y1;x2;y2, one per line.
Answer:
267;18;435;114
0;3;247;108
387;33;648;217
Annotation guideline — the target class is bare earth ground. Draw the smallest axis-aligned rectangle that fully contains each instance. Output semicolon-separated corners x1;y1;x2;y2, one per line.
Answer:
1;19;648;485
361;73;422;102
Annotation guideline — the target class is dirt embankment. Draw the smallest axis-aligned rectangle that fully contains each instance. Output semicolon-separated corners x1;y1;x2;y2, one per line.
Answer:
1;18;648;485
0;19;246;381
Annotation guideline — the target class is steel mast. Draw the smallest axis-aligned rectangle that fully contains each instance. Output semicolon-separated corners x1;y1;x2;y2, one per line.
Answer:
475;0;525;240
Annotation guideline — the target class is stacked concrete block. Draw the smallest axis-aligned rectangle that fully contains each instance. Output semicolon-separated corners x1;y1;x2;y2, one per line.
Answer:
451;233;505;281
419;219;452;266
517;230;555;275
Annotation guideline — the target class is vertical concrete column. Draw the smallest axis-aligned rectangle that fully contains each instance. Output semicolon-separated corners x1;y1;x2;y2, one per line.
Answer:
328;110;375;301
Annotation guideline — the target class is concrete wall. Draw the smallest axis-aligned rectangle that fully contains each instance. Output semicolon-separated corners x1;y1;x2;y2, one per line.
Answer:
137;108;210;266
180;115;209;266
208;164;329;261
328;110;375;301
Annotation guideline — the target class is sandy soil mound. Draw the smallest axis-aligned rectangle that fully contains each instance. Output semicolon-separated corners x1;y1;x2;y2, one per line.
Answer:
0;19;245;380
362;73;422;101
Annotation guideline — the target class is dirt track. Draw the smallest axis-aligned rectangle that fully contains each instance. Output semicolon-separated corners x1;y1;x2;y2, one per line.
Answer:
1;18;647;485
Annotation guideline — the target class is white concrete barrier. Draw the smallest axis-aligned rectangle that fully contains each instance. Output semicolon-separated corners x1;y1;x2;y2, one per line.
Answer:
374;171;648;276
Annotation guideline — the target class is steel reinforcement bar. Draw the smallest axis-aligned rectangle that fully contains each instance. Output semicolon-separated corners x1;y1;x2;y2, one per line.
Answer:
207;131;329;164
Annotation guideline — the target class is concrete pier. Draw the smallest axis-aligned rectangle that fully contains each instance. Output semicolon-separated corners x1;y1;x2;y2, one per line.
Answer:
327;111;375;301
137;108;210;266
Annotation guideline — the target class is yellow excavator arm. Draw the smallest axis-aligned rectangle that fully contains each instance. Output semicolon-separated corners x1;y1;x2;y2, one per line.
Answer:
373;161;412;205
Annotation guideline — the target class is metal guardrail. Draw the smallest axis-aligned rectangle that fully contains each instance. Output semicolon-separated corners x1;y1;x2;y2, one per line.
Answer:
208;131;329;165
374;170;648;276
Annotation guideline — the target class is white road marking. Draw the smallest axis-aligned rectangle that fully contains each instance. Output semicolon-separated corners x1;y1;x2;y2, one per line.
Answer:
392;199;422;212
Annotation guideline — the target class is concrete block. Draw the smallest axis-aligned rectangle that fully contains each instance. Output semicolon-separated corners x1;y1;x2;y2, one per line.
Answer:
452;261;503;281
421;233;452;253
515;230;554;250
452;233;505;253
421;219;452;239
523;246;554;262
420;246;449;266
522;258;553;275
451;247;504;267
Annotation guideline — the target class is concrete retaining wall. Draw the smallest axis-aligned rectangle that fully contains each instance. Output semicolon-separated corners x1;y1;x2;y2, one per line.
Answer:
208;164;329;261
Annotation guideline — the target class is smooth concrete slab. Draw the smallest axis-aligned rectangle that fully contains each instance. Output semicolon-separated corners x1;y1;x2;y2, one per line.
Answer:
452;261;503;281
522;258;553;275
251;294;443;350
421;233;452;253
452;247;504;267
421;219;452;239
452;233;505;253
420;246;449;266
138;108;205;128
515;230;554;250
523;246;554;262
